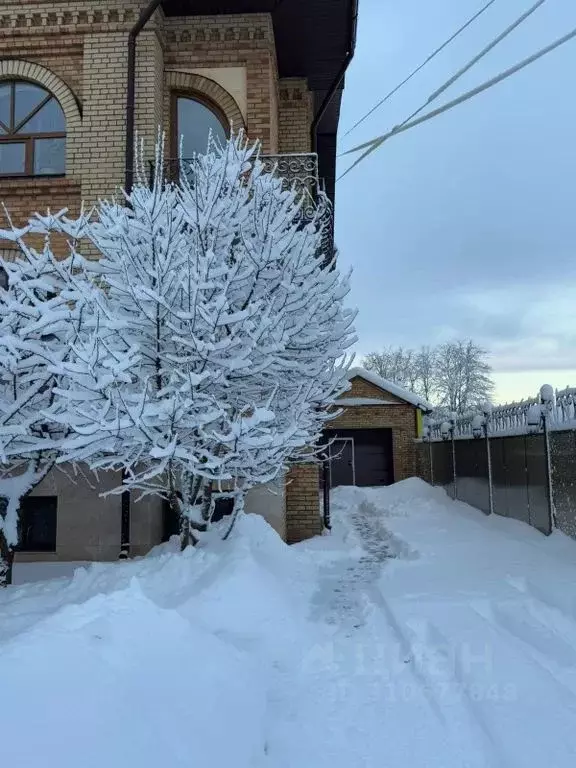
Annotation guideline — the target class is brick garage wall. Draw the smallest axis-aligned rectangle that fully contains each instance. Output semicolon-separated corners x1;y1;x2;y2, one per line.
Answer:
278;78;313;154
285;463;322;544
164;14;278;152
328;376;419;482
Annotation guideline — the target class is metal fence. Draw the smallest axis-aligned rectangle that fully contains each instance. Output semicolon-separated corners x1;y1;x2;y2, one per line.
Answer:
419;385;576;539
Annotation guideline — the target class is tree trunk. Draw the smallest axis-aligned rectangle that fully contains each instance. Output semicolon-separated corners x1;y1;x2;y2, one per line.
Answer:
222;491;245;541
201;482;214;524
0;530;14;588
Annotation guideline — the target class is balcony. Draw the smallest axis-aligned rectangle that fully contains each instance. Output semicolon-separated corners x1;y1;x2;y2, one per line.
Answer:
152;152;334;266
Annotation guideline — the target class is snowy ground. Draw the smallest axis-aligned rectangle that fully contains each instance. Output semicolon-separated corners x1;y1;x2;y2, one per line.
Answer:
3;480;576;767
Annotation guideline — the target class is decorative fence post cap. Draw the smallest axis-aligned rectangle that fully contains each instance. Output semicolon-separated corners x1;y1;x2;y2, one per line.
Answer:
471;414;485;438
440;421;452;440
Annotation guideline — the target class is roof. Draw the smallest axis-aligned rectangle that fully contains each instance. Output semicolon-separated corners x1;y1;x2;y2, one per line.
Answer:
162;1;356;88
346;368;434;413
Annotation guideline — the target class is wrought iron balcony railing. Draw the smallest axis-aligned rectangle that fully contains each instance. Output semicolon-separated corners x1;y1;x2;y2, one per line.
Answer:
151;153;335;266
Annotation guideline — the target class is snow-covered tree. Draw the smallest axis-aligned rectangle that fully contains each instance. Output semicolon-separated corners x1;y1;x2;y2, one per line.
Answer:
364;345;434;397
48;135;355;543
364;347;418;390
0;212;94;585
435;340;494;414
364;340;493;412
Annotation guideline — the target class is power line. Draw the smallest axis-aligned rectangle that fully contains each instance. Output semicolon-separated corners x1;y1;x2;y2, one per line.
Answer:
343;0;546;150
343;0;499;140
397;0;547;130
338;24;576;180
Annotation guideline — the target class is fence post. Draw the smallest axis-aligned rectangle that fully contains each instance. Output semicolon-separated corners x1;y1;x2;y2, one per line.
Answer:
450;414;457;499
540;384;555;533
429;439;434;485
484;408;494;515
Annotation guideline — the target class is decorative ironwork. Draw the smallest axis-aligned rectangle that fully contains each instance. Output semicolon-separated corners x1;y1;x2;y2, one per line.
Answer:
151;153;335;266
425;385;576;441
261;153;320;217
260;153;334;267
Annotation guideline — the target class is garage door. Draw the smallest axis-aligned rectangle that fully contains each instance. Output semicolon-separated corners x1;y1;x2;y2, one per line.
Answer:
326;429;394;487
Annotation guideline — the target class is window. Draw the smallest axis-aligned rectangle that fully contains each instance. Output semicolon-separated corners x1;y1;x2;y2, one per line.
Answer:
0;81;66;177
16;496;57;552
172;94;228;158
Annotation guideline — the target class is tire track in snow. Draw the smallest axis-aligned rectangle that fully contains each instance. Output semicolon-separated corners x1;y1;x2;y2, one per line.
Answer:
329;498;506;767
366;584;509;768
470;600;576;703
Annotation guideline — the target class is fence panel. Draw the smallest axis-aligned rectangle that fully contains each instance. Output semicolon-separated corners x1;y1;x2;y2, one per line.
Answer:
490;438;508;517
419;423;576;539
524;434;550;534
431;440;453;495
502;437;530;525
454;439;490;513
550;431;576;538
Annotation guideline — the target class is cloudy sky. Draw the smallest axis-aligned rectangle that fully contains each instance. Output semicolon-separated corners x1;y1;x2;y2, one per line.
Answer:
336;0;576;402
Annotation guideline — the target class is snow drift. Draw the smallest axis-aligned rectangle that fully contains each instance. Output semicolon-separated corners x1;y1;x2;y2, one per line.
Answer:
0;514;314;768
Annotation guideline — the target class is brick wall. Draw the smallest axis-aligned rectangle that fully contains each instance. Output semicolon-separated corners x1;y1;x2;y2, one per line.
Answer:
164;14;279;153
135;30;165;168
278;78;313;154
79;32;128;203
285;463;322;544
0;178;81;256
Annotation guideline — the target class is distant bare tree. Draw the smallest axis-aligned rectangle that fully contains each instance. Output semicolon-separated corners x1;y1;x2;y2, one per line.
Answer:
364;347;418;390
435;340;494;414
363;340;494;412
415;345;438;403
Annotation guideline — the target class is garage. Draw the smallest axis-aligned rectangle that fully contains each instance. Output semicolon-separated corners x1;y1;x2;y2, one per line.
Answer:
322;367;432;492
325;428;394;488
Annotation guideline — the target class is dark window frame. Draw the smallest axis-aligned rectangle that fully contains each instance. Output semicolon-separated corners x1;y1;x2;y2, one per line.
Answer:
170;90;229;160
16;495;58;553
0;80;66;178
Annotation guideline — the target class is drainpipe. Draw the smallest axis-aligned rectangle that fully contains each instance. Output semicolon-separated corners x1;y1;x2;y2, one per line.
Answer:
310;0;358;153
125;0;164;193
120;0;164;559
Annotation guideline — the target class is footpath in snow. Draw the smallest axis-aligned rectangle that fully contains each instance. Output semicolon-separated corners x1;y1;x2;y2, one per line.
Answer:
3;479;576;767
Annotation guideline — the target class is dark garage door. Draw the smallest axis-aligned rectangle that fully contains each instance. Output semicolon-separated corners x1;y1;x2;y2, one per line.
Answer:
326;429;394;487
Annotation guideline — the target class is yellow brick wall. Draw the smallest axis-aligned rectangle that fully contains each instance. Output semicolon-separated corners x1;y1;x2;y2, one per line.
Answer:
285;464;322;544
135;30;165;169
79;32;127;203
278;78;313;154
164;14;279;153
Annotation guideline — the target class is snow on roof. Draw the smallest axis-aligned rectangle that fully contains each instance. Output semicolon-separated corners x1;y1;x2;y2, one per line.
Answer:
346;367;434;412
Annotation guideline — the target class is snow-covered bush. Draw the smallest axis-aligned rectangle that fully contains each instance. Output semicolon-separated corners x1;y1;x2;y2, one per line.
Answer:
0;212;95;585
45;135;355;542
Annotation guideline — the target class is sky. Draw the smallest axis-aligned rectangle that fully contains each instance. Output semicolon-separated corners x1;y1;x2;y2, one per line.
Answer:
336;0;576;403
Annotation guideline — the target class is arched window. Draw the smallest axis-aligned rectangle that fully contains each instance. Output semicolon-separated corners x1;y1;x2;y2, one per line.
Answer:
0;81;66;177
172;93;228;158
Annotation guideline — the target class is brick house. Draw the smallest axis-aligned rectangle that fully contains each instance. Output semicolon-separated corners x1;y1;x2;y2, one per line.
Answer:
1;0;361;561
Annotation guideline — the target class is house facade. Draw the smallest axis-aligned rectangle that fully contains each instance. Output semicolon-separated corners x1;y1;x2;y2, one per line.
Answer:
1;0;358;561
